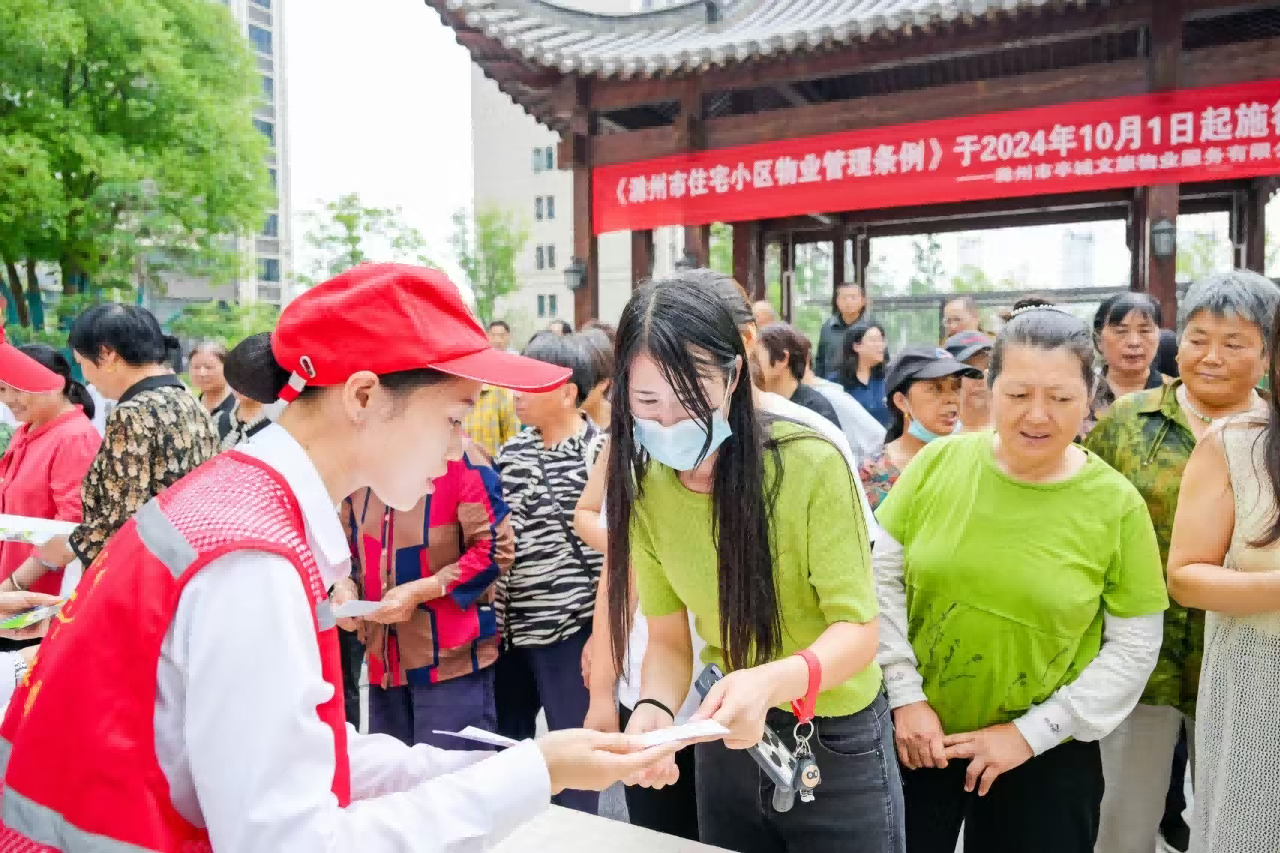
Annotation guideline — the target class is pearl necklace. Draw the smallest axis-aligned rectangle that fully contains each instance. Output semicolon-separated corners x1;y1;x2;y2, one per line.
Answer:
1176;384;1259;424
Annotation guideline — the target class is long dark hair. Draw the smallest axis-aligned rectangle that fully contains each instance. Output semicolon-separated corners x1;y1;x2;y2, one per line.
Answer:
606;275;783;673
1252;302;1280;547
837;321;887;387
17;344;95;420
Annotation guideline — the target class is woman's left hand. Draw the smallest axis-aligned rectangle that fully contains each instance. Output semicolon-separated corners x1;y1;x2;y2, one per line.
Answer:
364;579;437;625
942;723;1033;796
693;665;781;750
0;591;62;642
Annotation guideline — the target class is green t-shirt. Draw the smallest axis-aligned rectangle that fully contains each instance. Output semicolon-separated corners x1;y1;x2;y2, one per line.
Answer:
875;431;1167;735
633;421;881;718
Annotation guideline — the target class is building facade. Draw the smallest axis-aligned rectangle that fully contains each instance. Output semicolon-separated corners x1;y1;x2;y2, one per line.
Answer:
150;0;292;321
468;0;685;336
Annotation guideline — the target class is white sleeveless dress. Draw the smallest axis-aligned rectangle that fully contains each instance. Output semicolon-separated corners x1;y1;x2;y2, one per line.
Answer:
1193;420;1280;852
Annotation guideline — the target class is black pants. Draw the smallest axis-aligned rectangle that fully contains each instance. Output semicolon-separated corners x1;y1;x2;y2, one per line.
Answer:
493;626;597;814
902;738;1103;853
696;694;905;853
618;702;700;841
338;628;365;730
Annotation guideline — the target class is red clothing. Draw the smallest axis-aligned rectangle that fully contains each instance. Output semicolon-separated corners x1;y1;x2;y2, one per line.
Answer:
0;451;350;853
0;408;100;594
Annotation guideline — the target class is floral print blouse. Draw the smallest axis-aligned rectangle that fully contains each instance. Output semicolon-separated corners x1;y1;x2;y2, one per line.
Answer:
67;375;221;566
858;445;903;511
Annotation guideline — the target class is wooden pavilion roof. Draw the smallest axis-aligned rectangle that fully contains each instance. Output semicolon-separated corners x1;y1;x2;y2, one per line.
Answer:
427;0;1280;139
431;0;1093;78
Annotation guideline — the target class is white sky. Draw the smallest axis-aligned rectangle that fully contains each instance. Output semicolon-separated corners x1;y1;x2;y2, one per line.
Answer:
285;0;475;280
284;0;1272;292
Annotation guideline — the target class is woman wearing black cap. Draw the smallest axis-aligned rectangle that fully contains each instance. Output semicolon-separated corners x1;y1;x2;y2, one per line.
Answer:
0;265;693;853
858;347;979;511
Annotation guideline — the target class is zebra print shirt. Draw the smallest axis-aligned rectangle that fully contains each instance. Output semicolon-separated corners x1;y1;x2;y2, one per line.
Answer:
496;419;604;648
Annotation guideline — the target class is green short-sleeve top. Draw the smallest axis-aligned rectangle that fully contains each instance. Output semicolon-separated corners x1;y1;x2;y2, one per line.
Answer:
875;431;1168;735
632;420;881;718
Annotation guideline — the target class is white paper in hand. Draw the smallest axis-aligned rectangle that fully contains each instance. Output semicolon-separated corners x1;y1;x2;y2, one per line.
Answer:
432;727;521;749
637;719;729;749
331;600;382;619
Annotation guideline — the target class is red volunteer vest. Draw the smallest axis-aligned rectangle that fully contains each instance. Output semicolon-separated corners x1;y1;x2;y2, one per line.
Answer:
0;451;351;853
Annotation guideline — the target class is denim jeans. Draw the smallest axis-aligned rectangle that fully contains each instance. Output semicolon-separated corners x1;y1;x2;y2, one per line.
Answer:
695;692;905;853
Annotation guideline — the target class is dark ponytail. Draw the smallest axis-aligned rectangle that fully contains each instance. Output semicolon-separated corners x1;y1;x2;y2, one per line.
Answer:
17;344;96;420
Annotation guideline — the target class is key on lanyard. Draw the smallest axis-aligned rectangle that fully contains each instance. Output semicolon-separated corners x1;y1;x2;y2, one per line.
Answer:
793;721;822;803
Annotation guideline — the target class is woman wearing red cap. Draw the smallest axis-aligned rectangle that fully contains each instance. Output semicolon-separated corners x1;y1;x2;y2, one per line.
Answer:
0;338;100;599
0;265;691;853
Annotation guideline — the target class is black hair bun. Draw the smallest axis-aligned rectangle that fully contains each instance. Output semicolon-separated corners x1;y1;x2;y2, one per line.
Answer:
224;332;289;404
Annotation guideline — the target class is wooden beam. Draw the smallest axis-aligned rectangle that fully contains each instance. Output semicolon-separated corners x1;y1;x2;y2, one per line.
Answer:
630;229;655;289
483;60;562;89
684;224;710;267
585;37;1280;167
588;2;1153;112
589;59;1150;166
1240;180;1268;273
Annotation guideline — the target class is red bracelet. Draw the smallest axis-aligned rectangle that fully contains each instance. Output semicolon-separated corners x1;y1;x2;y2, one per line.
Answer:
790;649;822;724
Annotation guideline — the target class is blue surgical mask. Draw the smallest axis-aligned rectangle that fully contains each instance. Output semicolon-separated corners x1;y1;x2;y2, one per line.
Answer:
633;411;733;471
908;418;944;444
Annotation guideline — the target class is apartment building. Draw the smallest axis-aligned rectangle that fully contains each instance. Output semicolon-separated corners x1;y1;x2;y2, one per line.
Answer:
468;0;687;334
149;0;293;320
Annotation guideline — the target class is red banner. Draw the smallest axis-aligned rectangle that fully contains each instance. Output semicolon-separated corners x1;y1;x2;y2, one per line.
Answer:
592;78;1280;234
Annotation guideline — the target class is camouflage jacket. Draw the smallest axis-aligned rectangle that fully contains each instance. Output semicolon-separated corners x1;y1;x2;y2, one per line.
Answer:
1084;380;1199;715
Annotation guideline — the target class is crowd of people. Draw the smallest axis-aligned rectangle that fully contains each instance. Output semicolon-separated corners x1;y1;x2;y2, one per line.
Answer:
0;261;1272;853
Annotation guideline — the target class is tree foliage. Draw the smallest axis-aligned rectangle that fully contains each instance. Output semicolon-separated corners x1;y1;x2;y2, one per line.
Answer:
450;206;529;323
168;300;279;346
0;0;274;319
297;193;433;287
950;264;998;292
909;234;946;294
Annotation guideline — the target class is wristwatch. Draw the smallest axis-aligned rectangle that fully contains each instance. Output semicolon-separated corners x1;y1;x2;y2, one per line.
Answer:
12;653;28;685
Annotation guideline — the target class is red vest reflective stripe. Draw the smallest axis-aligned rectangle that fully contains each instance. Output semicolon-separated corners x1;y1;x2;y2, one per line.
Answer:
0;451;350;853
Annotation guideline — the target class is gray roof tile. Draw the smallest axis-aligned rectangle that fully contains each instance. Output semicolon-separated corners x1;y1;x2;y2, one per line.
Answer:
440;0;1092;78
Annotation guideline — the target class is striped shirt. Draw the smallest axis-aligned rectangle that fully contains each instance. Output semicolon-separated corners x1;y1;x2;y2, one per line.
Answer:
495;417;604;648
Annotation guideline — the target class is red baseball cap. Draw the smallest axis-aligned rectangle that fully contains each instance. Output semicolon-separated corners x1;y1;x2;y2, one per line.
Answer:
0;330;64;394
272;264;570;401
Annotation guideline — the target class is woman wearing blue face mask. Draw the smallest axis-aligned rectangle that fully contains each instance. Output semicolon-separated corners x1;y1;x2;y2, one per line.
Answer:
858;347;980;511
604;275;903;853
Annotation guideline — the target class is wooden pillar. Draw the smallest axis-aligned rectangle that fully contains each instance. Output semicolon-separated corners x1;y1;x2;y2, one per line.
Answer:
780;236;795;323
1128;188;1148;292
732;221;764;299
631;229;654;289
568;82;599;328
1239;180;1268;273
683;224;711;267
1143;0;1182;327
832;219;847;311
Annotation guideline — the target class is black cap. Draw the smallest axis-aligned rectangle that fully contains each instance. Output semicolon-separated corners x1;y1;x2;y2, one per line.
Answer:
943;331;994;363
886;346;983;397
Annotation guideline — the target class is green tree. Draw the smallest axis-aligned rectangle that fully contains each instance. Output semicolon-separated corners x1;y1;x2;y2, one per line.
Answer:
0;0;274;317
1176;230;1222;282
451;206;530;324
950;264;997;292
168;301;280;345
909;234;946;294
297;192;433;287
708;222;733;275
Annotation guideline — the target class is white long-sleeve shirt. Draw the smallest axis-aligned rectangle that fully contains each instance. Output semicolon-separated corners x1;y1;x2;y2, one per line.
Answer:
150;424;551;853
872;530;1162;755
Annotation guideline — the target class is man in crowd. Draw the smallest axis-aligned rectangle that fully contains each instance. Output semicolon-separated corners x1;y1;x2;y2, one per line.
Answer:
945;330;994;432
752;300;778;327
815;280;869;377
942;295;984;338
486;319;514;352
755;322;840;427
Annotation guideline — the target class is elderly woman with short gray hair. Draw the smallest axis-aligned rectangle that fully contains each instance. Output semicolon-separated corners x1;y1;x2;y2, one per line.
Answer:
1085;269;1278;853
